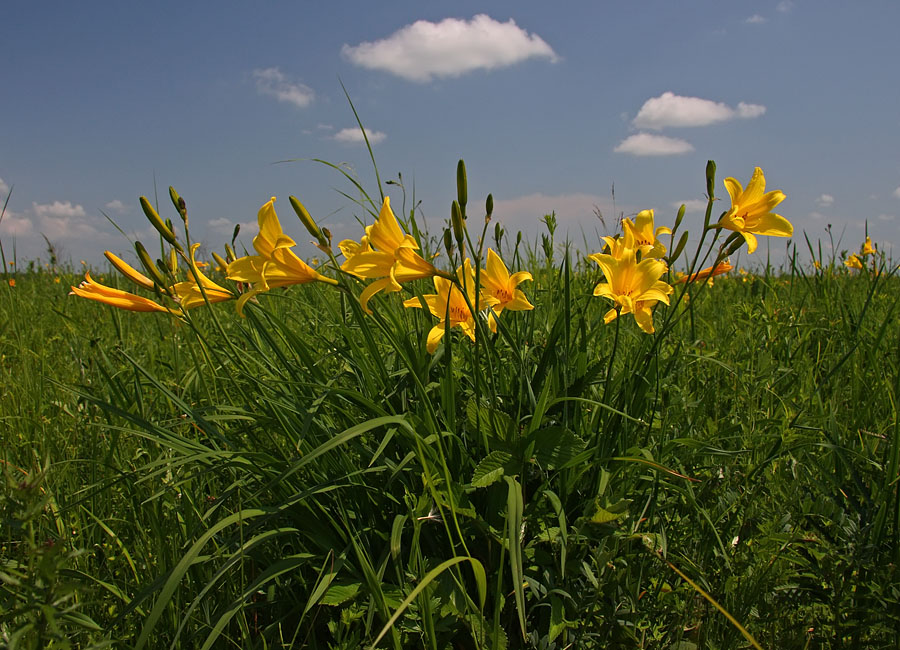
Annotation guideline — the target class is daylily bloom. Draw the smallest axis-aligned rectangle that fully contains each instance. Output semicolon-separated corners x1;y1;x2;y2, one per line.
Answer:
480;248;533;332
403;260;496;353
622;209;671;258
844;254;863;270
589;245;673;334
861;236;875;256
70;272;172;313
340;196;437;313
675;260;734;284
227;198;337;314
718;167;792;254
175;244;233;309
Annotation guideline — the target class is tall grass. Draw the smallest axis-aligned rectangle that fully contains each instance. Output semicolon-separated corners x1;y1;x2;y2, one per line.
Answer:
1;162;899;649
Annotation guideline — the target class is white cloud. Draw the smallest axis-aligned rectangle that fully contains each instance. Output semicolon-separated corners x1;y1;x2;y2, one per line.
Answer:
893;187;900;199
492;192;620;235
776;1;794;13
0;209;33;236
614;133;694;156
0;177;9;197
808;211;827;220
104;199;128;213
334;127;387;145
632;92;766;129
816;194;834;208
672;199;709;214
745;14;767;24
253;67;315;108
32;200;86;220
342;14;559;82
208;217;256;237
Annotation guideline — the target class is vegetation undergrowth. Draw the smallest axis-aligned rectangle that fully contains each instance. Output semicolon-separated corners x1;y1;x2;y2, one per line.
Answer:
1;148;899;648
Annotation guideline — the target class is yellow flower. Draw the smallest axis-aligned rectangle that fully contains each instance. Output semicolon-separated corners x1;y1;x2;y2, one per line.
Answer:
174;244;233;309
844;254;863;270
480;249;533;329
589;245;673;334
403;260;495;353
861;236;875;256
69;273;171;313
718;167;792;254
341;196;437;313
622;209;671;258
227;197;336;314
675;260;733;284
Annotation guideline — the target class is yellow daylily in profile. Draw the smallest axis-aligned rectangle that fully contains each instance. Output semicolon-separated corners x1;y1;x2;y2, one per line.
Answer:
227;197;337;314
861;236;875;256
675;260;734;284
340;196;438;313
175;244;233;309
70;273;172;313
622;209;671;258
403;260;497;353
718;167;792;254
844;254;863;270
589;245;673;334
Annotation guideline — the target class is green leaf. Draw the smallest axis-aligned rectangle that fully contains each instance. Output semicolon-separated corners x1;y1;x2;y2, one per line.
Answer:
320;581;361;606
529;426;586;469
471;451;515;488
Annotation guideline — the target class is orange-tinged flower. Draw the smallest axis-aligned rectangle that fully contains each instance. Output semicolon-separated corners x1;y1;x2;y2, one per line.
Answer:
675;260;733;284
622;209;671;258
174;244;233;309
8;278;15;287
589;245;673;334
69;273;171;313
341;196;437;313
403;260;496;353
227;197;336;314
718;167;792;254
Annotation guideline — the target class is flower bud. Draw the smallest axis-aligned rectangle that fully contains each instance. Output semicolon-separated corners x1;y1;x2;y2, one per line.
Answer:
443;228;454;259
212;251;228;272
225;244;236;264
451;200;465;245
290;195;327;247
456;159;467;211
705;160;716;199
169;186;187;224
667;231;690;266
169;248;179;274
140;196;179;248
135;241;168;290
673;203;686;234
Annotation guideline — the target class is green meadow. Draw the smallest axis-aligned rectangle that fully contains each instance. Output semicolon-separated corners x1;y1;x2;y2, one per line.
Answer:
1;162;899;649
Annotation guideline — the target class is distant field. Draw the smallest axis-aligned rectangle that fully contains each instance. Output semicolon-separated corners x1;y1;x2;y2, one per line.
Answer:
2;190;899;647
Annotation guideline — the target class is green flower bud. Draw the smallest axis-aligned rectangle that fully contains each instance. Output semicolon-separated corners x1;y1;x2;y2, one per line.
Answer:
290;195;327;246
673;204;686;234
140;196;179;248
667;231;690;266
705;160;716;199
456;159;467;211
135;241;168;290
451;200;465;245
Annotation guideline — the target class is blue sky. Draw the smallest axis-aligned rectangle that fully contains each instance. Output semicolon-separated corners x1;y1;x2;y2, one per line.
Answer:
3;1;900;267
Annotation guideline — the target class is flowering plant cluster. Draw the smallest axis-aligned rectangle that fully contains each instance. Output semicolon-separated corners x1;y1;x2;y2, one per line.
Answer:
71;163;793;347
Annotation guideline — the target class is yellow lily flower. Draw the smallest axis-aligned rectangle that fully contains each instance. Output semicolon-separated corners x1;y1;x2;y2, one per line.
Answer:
861;236;875;256
403;260;496;353
341;196;437;313
70;272;172;313
227;198;337;314
174;244;233;309
589;245;673;334
675;260;733;284
480;248;533;332
844;254;863;270
718;167;792;254
622;209;671;258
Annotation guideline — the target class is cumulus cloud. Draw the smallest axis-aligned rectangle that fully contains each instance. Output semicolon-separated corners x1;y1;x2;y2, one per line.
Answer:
492;192;619;235
0;209;33;236
776;1;794;13
672;199;709;214
816;194;835;208
104;199;128;213
633;92;766;130
893;187;900;199
32;201;86;220
746;14;767;24
342;14;559;82
614;133;694;156
334;127;387;145
208;217;256;237
253;67;315;108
